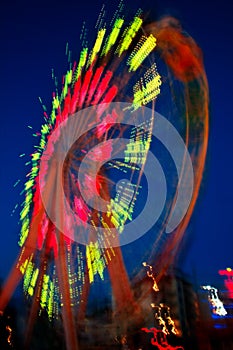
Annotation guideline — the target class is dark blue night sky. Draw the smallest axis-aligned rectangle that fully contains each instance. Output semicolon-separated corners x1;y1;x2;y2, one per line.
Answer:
0;0;232;292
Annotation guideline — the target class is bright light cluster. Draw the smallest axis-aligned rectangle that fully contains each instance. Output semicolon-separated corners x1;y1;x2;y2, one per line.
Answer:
141;263;183;349
133;64;162;109
88;29;106;66
116;16;143;56
142;262;159;292
219;268;233;299
16;3;161;318
86;242;106;283
141;327;183;349
107;180;138;233
201;285;227;317
127;35;157;72
102;18;124;56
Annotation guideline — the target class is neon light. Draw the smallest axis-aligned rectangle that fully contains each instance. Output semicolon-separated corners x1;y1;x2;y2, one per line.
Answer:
141;327;183;349
92;70;113;105
70;78;81;113
116;16;143;56
133;64;161;109
73;47;88;82
201;285;227;316
142;262;159;292
61;69;73;101
52;95;60;109
19;218;29;247
102;18;124;56
88;29;106;66
107;181;137;233
86;66;104;104
19;258;29;274
100;85;118;104
40;274;50;309
86;242;106;283
48;280;55;319
127;34;157;71
77;69;93;108
6;325;13;347
28;268;39;296
142;263;181;347
61;93;71;119
23;261;34;293
124;140;149;164
159;303;178;335
219;268;233;299
20;204;29;221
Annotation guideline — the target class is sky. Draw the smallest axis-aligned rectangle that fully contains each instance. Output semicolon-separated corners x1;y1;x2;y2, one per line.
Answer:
0;0;232;292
